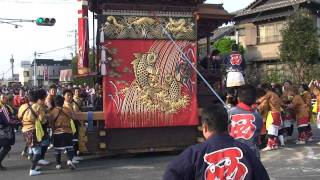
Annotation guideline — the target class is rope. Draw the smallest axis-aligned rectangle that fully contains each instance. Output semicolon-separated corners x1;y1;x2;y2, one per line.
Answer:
151;13;227;108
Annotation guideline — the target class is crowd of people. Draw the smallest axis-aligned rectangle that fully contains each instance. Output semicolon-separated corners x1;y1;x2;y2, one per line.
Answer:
232;81;319;150
199;44;320;151
164;81;320;180
0;83;103;176
164;45;320;179
0;83;103;111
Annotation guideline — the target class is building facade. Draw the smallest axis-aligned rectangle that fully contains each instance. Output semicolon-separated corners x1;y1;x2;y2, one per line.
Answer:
234;0;320;83
19;61;31;86
30;59;72;86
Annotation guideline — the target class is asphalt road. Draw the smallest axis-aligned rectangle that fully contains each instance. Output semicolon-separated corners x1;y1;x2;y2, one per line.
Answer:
1;129;320;180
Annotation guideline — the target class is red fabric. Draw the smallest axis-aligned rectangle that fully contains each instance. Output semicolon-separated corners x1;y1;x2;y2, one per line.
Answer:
103;40;198;128
297;116;309;127
261;122;267;135
77;1;89;73
13;96;28;108
270;111;282;127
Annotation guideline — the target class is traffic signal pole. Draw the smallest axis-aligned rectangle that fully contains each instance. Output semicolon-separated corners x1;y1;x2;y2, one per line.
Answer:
0;17;55;27
0;18;34;28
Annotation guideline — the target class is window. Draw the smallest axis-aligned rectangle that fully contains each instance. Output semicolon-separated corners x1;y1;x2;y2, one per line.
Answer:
23;71;29;77
258;22;284;43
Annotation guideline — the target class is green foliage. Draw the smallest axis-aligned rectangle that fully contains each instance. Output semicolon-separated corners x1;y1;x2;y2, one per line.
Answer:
213;37;245;55
71;56;78;75
280;9;319;82
264;70;286;84
71;49;97;85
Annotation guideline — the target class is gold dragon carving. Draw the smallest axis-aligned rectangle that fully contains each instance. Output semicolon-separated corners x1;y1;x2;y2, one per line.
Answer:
122;51;190;114
102;16;196;40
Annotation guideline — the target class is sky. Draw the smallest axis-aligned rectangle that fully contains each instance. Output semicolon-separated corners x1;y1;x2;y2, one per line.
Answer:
0;0;254;77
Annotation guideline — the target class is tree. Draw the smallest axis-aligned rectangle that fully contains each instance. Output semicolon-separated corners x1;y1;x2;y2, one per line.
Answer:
71;49;97;85
213;37;245;55
280;9;319;83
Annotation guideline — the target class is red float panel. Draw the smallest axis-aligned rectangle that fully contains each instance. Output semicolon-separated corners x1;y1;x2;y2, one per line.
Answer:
103;40;198;128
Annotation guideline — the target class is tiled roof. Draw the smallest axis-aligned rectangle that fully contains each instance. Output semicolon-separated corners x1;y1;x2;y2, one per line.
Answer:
197;4;233;19
236;0;320;17
239;11;292;23
212;26;234;41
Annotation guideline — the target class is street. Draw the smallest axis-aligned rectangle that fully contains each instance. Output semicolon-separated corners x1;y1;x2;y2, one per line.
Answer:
0;129;320;180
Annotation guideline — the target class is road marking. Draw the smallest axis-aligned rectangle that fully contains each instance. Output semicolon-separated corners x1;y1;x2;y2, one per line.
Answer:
113;166;155;170
261;151;281;161
286;152;304;163
306;146;315;159
305;146;320;160
301;167;320;173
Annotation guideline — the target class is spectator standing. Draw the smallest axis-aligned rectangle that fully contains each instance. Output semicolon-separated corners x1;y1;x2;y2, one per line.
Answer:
63;90;82;163
45;85;57;110
13;88;28;108
0;94;16;170
73;87;83;112
93;89;103;111
18;91;45;176
48;96;76;170
37;89;50;166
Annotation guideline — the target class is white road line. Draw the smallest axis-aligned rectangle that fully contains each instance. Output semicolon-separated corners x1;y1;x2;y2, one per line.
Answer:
261;151;281;161
306;146;320;160
113;166;155;170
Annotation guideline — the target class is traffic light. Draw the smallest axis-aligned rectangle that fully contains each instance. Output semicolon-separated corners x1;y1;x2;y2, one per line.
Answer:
35;17;56;26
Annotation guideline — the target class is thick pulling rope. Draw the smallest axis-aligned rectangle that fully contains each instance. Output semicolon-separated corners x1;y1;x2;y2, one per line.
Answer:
151;13;227;107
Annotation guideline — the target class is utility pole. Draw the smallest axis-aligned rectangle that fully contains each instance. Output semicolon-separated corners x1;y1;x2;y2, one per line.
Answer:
33;51;37;87
10;55;14;79
68;29;77;57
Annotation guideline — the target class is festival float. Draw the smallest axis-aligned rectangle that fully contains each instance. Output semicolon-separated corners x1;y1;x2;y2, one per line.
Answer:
75;0;232;154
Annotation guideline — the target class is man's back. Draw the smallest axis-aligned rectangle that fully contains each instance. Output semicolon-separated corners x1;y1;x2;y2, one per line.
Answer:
223;51;246;72
163;134;269;180
229;103;263;158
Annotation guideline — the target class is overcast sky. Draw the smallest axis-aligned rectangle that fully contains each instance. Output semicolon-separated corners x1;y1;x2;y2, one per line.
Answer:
0;0;254;77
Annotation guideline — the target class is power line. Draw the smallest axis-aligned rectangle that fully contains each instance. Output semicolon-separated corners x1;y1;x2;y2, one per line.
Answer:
37;45;74;55
1;66;14;76
37;38;94;55
0;38;95;73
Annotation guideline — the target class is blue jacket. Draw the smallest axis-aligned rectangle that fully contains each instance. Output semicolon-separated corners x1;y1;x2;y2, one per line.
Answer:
223;51;246;73
228;103;263;158
163;134;269;180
